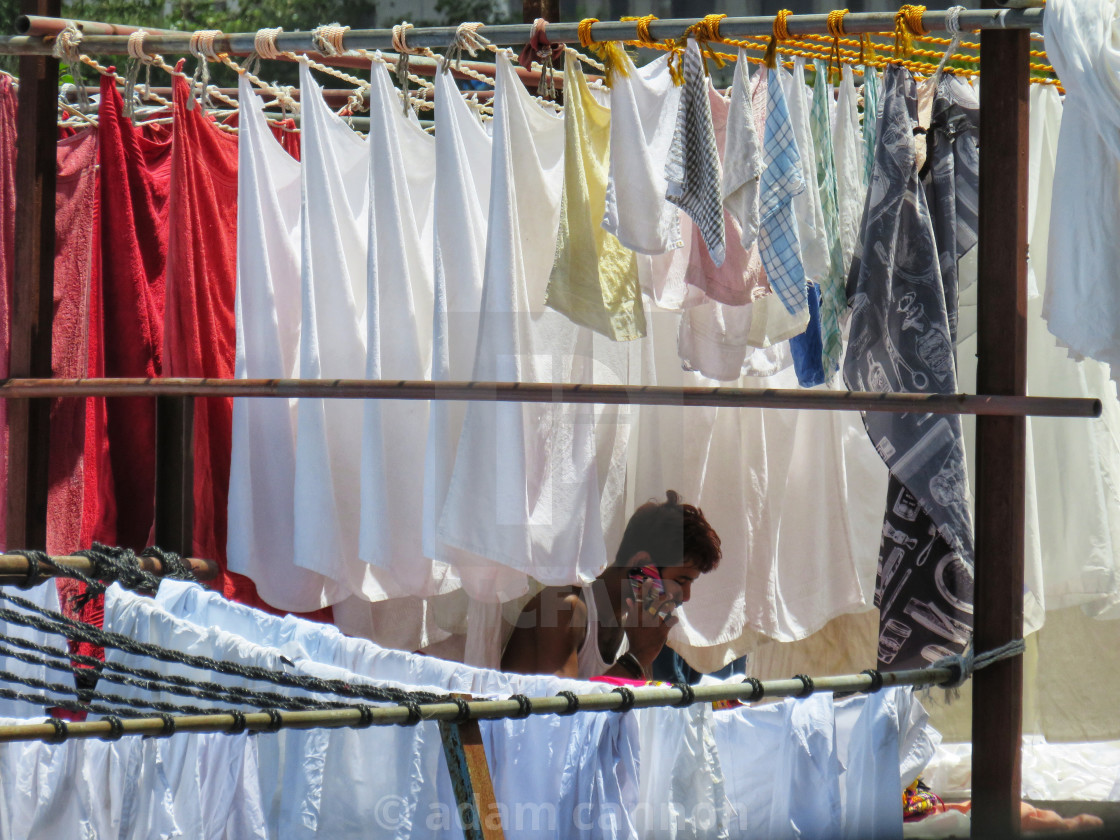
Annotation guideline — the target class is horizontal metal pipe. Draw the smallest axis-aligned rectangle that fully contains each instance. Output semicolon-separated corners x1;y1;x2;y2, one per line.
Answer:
0;8;1044;57
0;553;219;583
0;666;953;742
14;15;184;37
0;378;1100;417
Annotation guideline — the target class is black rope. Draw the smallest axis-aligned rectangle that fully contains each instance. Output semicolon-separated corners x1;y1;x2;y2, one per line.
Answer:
555;690;580;716
744;677;765;702
99;715;125;741
611;686;636;713
397;701;423;726
449;698;472;723
351;705;374;729
792;674;814;698
671;682;695;707
0;591;444;707
227;710;247;735
139;546;196;582
260;709;284;732
861;668;884;693
508;694;533;719
9;549;45;590
46;717;69;743
154;713;177;738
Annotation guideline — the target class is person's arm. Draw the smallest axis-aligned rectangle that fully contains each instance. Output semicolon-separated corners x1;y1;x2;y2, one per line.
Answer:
501;589;586;678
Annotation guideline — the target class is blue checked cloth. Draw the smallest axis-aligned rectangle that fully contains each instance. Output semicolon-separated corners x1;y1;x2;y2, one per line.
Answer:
759;65;807;315
665;39;726;267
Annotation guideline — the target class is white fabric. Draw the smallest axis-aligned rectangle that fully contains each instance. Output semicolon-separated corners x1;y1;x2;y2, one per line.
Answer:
228;76;347;611
359;59;456;599
292;62;373;597
722;51;763;252
677;300;754;382
780;60;830;285
602;52;684;255
632;349;888;670
833;65;866;278
0;581;63;717
1043;0;1120;378
436;53;610;601
423;67;493;563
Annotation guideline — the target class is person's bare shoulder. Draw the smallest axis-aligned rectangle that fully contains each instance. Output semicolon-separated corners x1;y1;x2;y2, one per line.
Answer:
502;585;586;677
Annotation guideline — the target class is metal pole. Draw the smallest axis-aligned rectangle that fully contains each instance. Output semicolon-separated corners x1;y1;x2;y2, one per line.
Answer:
0;8;1044;58
0;378;1099;417
972;20;1030;840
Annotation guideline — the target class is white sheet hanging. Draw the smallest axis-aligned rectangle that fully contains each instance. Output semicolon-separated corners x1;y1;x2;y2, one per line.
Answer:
437;53;609;601
358;59;458;600
833;65;866;278
423;67;493;563
0;582;63;718
227;75;348;612
292;62;372;597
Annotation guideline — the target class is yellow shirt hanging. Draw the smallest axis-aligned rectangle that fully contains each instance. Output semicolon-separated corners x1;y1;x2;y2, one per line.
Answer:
545;54;645;341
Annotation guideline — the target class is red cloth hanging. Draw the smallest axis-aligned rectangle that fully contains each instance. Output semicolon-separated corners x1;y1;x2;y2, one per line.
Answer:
166;74;330;621
0;76;16;550
97;73;171;551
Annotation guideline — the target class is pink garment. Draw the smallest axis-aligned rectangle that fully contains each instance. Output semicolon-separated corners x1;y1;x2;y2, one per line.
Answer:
0;76;16;549
674;81;770;307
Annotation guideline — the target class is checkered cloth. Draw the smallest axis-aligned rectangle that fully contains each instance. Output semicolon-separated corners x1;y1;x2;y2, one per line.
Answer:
811;59;847;377
759;65;807;314
665;39;726;267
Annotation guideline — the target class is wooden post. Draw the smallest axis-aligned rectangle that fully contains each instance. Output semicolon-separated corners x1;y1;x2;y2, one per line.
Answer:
972;25;1030;840
154;396;194;556
438;719;505;840
6;0;60;550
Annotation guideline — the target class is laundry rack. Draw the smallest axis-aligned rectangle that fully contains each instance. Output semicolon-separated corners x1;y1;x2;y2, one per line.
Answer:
0;0;1091;835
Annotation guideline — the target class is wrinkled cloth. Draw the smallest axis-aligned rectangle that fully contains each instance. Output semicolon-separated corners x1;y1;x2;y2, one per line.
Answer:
665;40;726;267
228;75;346;614
781;60;829;288
722;50;763;252
759;65;808;316
810;61;847;378
1043;0;1120;378
545;54;643;341
843;65;973;671
834;64;868;281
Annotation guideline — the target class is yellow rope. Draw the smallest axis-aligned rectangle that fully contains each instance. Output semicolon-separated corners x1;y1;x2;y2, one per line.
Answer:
577;17;630;82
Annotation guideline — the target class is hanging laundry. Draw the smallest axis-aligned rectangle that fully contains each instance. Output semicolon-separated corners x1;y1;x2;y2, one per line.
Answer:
1043;0;1120;380
665;40;726;267
228;75;346;614
809;59;847;379
292;63;374;598
545;53;643;342
722;49;763;253
789;282;827;387
780;58;829;290
602;51;684;256
424;67;493;563
0;76;15;551
923;72;978;347
359;59;458;599
48;128;115;558
834;65;867;281
843;65;973;671
437;53;609;601
758;64;808;317
0;581;63;718
96;74;171;552
863;68;881;187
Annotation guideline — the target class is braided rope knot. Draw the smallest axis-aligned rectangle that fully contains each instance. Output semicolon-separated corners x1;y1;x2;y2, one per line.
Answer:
313;23;350;56
932;638;1026;690
52;22;83;63
254;27;284;61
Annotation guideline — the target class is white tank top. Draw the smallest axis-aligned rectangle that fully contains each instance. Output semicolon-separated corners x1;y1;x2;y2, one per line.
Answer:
576;586;620;678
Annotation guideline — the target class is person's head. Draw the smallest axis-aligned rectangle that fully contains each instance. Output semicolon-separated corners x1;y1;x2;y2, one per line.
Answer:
611;490;721;605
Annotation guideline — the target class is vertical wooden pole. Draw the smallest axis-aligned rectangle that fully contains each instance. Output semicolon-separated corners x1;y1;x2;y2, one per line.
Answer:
438;719;506;840
153;396;194;556
7;0;61;550
972;25;1030;840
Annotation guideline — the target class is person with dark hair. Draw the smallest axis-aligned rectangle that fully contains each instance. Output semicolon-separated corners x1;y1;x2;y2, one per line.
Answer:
501;491;721;680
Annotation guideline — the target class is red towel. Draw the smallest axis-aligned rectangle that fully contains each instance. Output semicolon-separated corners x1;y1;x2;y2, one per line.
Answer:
0;76;16;549
97;73;171;551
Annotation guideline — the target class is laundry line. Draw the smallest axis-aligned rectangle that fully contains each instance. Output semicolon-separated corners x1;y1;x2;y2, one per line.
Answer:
0;664;954;744
0;552;218;586
0;7;1043;59
0;377;1100;417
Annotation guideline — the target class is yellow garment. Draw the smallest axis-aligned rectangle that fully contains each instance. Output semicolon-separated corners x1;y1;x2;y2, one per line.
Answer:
545;54;645;341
